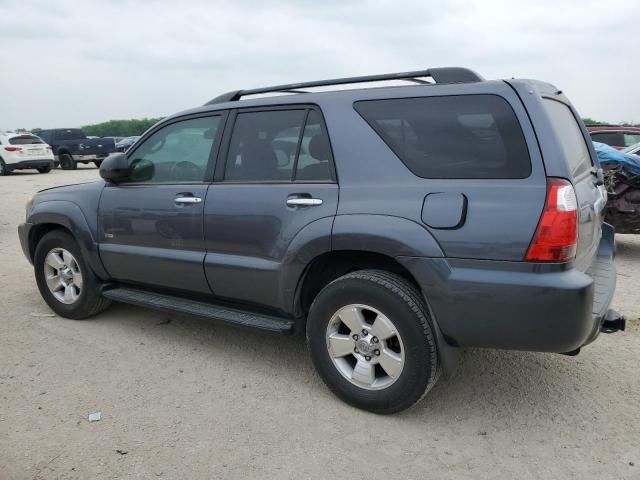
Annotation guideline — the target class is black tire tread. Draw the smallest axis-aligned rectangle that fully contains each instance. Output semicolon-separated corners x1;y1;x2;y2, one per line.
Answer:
34;229;111;319
308;269;440;413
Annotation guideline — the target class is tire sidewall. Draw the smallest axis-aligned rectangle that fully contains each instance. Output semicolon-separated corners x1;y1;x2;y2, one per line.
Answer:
34;231;96;319
307;274;437;413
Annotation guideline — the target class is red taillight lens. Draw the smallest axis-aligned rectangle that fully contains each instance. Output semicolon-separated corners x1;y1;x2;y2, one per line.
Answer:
4;146;22;152
526;178;578;262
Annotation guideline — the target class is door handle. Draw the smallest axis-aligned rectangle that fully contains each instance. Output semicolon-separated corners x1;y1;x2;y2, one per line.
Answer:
286;198;323;207
175;196;202;205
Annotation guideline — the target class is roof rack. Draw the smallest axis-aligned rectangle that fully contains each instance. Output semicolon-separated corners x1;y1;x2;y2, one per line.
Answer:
205;67;484;105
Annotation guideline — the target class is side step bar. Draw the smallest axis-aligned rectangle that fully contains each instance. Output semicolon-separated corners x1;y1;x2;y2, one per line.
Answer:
102;287;295;335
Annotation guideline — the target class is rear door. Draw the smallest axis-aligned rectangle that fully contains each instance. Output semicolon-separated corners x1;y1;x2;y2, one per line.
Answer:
542;98;604;269
203;106;338;310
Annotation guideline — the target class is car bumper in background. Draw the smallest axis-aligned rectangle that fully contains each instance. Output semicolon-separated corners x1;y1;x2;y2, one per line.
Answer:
72;153;109;162
5;159;54;171
397;223;619;353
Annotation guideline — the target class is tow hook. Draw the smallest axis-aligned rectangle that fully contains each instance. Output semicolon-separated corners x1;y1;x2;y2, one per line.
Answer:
601;309;626;334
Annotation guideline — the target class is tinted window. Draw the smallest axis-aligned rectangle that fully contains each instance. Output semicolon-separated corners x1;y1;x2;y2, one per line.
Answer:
543;99;593;176
354;95;531;179
590;132;624;147
9;135;44;145
295;110;333;181
127;116;221;183
55;129;86;140
225;110;305;182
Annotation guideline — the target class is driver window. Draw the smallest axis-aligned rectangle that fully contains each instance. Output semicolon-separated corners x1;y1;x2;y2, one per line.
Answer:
127;116;221;183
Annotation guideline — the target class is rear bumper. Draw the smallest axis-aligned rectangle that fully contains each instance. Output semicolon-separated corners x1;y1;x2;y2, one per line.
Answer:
5;159;54;170
397;224;618;353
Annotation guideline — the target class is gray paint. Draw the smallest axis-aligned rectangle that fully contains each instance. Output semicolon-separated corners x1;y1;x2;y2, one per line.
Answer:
18;75;615;354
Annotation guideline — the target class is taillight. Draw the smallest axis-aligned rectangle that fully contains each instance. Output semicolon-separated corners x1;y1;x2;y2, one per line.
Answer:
526;178;578;262
4;146;22;152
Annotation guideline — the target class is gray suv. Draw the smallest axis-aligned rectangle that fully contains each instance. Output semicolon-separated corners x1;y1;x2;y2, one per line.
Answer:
18;67;625;413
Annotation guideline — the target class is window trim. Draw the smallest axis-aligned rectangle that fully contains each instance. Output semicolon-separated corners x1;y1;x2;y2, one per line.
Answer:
353;93;533;180
214;103;337;184
120;111;228;186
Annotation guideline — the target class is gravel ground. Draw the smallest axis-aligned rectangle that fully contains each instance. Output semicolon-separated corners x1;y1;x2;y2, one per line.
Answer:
1;168;639;480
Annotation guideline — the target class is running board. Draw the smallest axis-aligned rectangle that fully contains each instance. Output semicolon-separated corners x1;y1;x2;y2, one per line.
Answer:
102;287;295;335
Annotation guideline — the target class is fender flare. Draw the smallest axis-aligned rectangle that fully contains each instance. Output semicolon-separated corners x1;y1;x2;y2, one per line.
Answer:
28;200;109;280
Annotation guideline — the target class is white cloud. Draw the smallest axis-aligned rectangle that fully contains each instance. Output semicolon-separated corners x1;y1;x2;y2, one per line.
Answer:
0;0;638;128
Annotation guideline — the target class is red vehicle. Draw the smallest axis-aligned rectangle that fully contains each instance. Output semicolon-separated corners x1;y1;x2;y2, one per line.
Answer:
587;125;640;150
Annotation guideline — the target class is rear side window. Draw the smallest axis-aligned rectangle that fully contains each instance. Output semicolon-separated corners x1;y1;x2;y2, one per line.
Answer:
543;99;592;177
55;129;86;140
9;135;44;145
224;109;334;182
624;133;640;147
354;95;531;179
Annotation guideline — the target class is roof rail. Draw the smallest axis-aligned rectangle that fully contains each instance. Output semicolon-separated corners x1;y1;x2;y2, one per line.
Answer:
205;67;484;105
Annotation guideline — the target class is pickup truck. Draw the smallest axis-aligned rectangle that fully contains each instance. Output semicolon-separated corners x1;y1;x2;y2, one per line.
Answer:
36;128;116;169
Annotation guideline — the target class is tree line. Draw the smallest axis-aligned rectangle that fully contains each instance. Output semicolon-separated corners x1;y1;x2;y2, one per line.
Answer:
81;118;164;137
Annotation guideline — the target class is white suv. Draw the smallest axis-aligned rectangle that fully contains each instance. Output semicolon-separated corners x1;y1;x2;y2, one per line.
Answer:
0;131;54;175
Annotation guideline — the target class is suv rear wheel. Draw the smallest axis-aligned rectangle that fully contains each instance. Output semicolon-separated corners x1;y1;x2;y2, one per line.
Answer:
34;230;111;319
37;165;52;174
0;158;8;176
307;270;439;413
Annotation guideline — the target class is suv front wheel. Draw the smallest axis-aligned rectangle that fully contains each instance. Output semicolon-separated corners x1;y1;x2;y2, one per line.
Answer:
34;230;111;319
307;270;439;414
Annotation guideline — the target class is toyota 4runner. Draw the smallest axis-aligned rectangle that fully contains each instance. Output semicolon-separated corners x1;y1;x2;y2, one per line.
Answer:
19;67;625;413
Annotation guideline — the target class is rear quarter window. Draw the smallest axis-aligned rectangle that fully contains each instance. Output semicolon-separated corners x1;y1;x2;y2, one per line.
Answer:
354;94;531;179
543;99;593;177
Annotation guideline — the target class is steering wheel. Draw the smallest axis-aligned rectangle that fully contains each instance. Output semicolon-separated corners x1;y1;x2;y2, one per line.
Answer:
170;161;203;182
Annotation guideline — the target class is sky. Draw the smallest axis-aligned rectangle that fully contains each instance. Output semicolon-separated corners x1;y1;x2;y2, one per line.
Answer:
1;0;639;129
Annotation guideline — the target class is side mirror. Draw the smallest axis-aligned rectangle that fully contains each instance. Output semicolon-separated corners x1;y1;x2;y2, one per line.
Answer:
99;153;131;183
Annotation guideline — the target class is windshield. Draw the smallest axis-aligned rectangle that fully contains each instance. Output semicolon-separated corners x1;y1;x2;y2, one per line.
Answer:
622;142;640;154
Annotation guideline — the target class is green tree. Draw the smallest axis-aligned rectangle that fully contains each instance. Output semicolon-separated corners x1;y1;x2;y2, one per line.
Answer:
81;118;164;137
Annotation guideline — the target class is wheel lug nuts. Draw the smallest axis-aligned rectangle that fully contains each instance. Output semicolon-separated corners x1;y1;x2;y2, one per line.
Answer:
374;349;380;356
372;337;378;343
352;334;359;341
365;356;371;361
362;329;368;336
354;347;359;353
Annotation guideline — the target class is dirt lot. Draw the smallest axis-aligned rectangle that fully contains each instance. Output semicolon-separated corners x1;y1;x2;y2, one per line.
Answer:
1;167;639;480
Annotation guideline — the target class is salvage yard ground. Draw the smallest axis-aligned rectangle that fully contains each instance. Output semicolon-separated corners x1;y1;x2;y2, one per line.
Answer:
1;168;639;479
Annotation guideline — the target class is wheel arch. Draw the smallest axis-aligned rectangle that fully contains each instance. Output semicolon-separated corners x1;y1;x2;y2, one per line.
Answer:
28;201;109;280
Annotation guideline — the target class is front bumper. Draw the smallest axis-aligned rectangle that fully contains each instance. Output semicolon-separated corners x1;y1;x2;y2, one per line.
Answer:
6;159;54;171
18;222;33;264
397;224;618;353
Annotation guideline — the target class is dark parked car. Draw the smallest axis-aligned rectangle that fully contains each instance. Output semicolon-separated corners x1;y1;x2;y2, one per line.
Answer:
36;128;116;169
115;136;140;152
587;125;640;150
18;67;624;413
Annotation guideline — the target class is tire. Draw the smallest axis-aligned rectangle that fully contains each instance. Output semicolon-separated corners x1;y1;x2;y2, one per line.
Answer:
59;153;76;170
37;165;52;174
0;158;9;176
34;229;111;319
307;270;439;414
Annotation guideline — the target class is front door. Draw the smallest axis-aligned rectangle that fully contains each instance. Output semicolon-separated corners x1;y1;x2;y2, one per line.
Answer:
99;113;225;294
203;107;338;310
